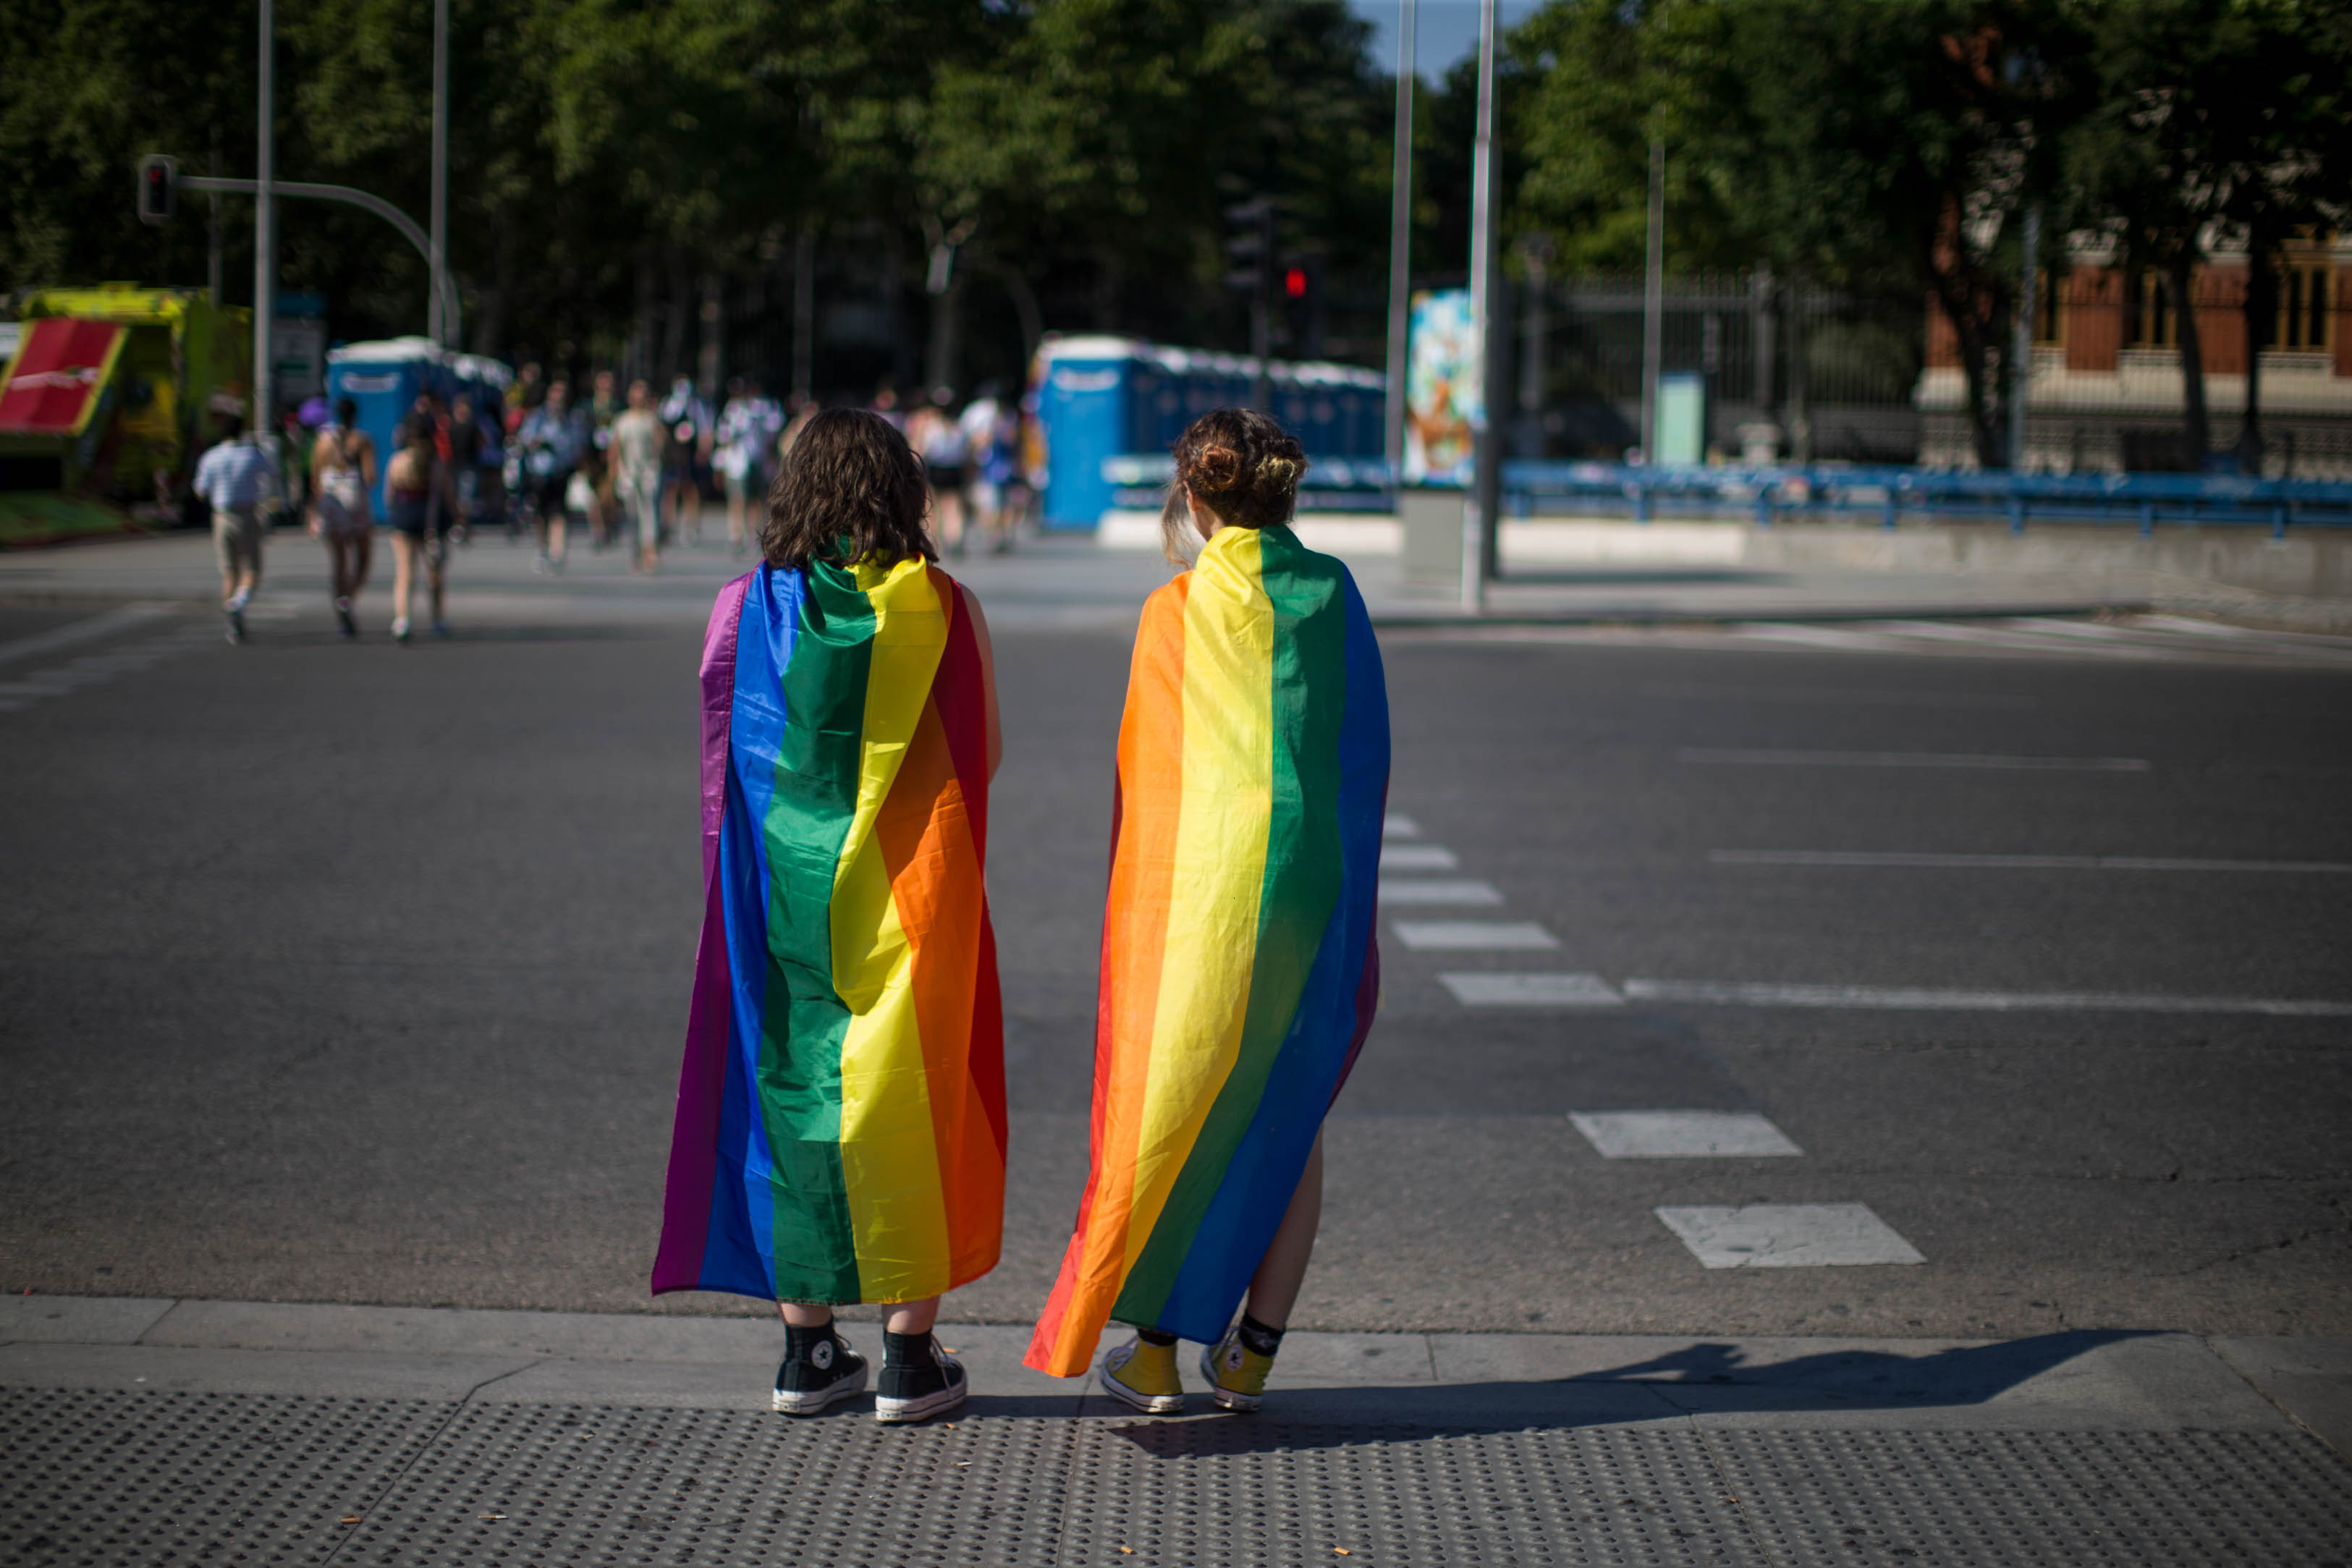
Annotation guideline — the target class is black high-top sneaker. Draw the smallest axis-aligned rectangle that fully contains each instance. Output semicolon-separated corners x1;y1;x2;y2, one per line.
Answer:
875;1331;967;1424
771;1324;868;1415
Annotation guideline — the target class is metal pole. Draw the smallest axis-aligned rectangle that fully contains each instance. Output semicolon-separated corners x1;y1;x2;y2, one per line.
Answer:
253;0;274;434
2010;200;2039;470
1250;201;1274;414
1383;0;1416;478
1463;0;1499;614
1640;139;1663;463
187;177;456;343
430;0;449;347
208;125;223;303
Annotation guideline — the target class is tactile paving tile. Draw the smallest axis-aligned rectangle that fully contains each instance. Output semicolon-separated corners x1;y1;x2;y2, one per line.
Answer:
1709;1428;2352;1566
1062;1419;1764;1567
0;1389;451;1565
338;1402;1072;1565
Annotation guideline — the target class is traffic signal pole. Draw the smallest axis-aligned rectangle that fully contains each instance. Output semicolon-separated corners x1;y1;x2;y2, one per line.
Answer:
429;0;449;347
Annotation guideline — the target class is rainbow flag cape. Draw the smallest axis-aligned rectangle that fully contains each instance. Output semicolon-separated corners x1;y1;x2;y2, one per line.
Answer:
654;556;1006;1305
1025;522;1387;1376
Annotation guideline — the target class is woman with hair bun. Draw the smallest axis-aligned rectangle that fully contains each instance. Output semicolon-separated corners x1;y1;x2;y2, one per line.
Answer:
1026;407;1390;1414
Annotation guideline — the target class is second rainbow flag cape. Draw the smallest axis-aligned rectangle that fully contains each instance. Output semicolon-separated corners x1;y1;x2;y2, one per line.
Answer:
1026;522;1388;1376
654;556;1006;1305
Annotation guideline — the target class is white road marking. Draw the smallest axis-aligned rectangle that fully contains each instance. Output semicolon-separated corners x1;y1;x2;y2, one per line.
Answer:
1680;747;2149;773
0;604;174;668
1655;1204;1925;1268
1620;978;2352;1017
1384;813;1420;839
1636;682;2039;710
1439;972;1624;1007
1393;920;1558;951
1570;1111;1803;1158
2015;616;2352;664
0;619;219;715
1377;879;1504;906
1711;849;2352;873
1733;625;1929;654
1381;844;1460;871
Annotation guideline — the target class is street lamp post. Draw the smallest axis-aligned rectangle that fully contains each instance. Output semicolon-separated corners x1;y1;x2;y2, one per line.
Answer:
253;0;274;435
1463;0;1500;614
1640;140;1663;465
1383;0;1416;480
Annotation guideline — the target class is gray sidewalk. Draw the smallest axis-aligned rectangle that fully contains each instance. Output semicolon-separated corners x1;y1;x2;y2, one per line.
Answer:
7;1294;2348;1564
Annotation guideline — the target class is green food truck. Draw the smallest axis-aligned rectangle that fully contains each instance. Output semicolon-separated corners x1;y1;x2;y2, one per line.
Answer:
0;284;251;545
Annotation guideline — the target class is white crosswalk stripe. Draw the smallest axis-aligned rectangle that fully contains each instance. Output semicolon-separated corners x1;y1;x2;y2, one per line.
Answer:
1380;844;1459;871
0;618;221;714
1392;920;1557;951
1378;879;1504;906
1571;1111;1803;1158
1654;1203;1925;1268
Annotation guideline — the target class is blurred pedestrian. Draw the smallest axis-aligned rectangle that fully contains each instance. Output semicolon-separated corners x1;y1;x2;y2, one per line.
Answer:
908;386;970;556
587;369;621;548
193;413;282;645
1025;409;1389;1415
447;393;486;543
309;395;377;638
714;376;777;558
611;378;667;572
652;407;1005;1426
659;375;712;546
517;380;585;572
959;384;1020;554
869;381;905;431
384;415;461;641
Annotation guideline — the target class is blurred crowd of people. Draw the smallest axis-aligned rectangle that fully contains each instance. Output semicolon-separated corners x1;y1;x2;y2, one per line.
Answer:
194;369;1043;645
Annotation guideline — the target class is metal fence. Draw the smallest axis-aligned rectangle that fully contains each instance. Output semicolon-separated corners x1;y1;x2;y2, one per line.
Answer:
1515;272;1924;464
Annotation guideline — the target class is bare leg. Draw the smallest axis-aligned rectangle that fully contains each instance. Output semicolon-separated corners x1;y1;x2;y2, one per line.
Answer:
1243;1133;1324;1331
884;1296;941;1336
426;550;446;625
389;532;416;627
778;1302;833;1329
350;531;372;601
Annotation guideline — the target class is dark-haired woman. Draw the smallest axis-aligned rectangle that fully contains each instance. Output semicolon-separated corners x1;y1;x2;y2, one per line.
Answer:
309;397;376;637
384;417;460;641
653;408;1006;1426
1026;408;1389;1415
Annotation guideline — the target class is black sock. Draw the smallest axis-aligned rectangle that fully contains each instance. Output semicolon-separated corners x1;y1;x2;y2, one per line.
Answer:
1135;1327;1178;1348
1236;1313;1285;1358
884;1329;939;1369
784;1321;838;1362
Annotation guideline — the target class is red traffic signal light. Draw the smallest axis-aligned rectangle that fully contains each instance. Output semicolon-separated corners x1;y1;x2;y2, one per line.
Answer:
137;155;177;224
1284;266;1308;300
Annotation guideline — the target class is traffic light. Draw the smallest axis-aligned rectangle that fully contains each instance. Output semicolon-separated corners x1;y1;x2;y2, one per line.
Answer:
1222;197;1275;294
137;155;177;225
1284;266;1308;301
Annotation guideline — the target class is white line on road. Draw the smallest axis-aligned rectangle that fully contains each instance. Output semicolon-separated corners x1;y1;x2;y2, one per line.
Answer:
1571;1111;1803;1158
1681;747;2149;773
1383;813;1420;839
1710;849;2352;873
1637;682;2039;710
0;604;174;668
1381;844;1460;871
1392;920;1558;951
1439;972;1625;1007
1654;1204;1925;1268
1620;978;2352;1017
1378;879;1504;907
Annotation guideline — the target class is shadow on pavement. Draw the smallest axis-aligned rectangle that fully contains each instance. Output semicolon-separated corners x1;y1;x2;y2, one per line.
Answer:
1089;1330;2156;1455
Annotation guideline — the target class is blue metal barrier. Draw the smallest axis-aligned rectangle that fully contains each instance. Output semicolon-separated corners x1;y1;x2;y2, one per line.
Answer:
1499;463;2352;538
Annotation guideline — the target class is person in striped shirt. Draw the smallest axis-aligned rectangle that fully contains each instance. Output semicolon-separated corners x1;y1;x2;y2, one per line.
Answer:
193;415;282;644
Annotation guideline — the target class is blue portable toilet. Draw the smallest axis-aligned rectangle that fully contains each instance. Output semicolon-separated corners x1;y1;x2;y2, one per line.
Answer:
326;336;445;514
1036;336;1143;529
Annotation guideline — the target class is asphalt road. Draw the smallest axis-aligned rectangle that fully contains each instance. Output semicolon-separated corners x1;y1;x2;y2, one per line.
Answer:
2;528;2347;1340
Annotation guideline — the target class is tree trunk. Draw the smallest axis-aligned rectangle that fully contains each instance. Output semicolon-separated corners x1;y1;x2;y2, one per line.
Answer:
658;249;691;385
632;250;659;384
698;271;724;398
2167;253;2209;470
1934;272;2007;470
2239;240;2272;473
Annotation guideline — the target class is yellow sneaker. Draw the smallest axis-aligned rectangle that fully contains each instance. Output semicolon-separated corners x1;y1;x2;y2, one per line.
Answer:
1099;1335;1185;1415
1201;1326;1274;1412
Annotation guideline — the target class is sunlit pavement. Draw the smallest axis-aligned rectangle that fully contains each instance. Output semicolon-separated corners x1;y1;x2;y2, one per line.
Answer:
4;525;2349;1561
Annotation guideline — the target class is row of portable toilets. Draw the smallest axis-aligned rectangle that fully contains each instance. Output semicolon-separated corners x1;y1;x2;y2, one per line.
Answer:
324;336;513;514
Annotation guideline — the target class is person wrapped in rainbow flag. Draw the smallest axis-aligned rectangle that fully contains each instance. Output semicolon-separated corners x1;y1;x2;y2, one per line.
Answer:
654;409;1006;1425
1026;408;1390;1412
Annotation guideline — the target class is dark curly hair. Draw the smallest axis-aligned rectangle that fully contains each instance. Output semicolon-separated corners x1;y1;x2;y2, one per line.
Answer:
1159;407;1308;563
761;407;938;571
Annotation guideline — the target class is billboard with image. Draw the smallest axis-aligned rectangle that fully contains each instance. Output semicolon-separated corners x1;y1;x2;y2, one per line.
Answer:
1403;288;1479;485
